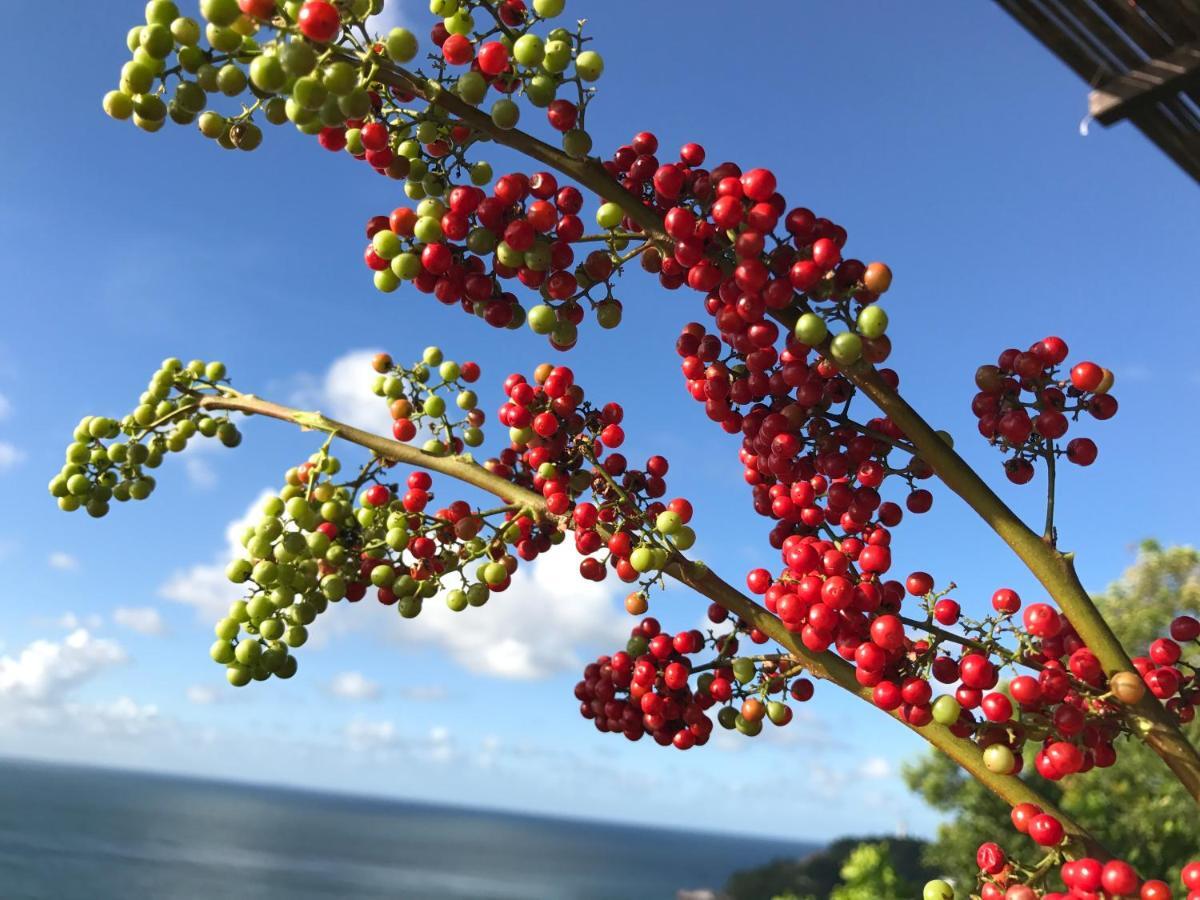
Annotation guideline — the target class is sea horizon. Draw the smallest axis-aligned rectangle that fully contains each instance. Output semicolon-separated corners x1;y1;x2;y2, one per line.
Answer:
0;757;820;899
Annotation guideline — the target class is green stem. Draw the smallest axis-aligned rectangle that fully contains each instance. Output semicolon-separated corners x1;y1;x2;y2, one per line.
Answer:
350;49;1200;797
194;390;1108;858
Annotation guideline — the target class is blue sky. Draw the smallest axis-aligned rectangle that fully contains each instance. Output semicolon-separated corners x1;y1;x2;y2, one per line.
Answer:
0;1;1196;843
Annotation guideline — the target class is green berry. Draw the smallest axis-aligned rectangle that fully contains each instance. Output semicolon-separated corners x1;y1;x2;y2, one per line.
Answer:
386;27;419;62
857;304;889;339
793;312;827;346
200;0;240;26
574;50;603;81
512;34;544;66
829;331;863;366
595;202;623;230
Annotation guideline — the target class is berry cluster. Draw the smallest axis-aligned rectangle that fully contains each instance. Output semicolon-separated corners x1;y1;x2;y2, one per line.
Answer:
971;338;1117;484
104;0;603;191
48;357;241;518
482;361;695;586
370;345;485;452
578;617;815;748
920;808;1200;899
363;172;627;346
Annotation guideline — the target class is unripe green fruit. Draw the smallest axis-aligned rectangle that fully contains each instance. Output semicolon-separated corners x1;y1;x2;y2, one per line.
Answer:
534;0;565;20
512;34;544;66
140;23;175;59
226;664;252;686
923;880;955;900
983;743;1015;774
574;50;603;81
628;547;654;573
525;74;557;107
732;659;758;685
210;640;235;663
280;41;317;76
200;0;241;27
491;99;520;129
793;312;827;346
541;39;570;74
829;331;863;365
121;61;155;95
250;55;287;93
145;1;180;26
655;510;681;535
445;589;468;612
104;91;135;120
171;16;201;46
735;714;762;737
372;229;403;260
234;638;262;665
857;304;889;339
457;71;487;104
386;27;418;62
596;202;623;230
670;526;696;551
931;694;961;725
562;129;592;159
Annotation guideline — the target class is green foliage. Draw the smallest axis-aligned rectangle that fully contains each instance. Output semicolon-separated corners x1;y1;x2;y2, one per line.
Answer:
725;837;933;900
903;542;1200;889
829;842;915;900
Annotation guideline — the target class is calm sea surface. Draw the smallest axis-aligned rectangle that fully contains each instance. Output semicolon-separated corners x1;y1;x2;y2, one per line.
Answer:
0;760;815;900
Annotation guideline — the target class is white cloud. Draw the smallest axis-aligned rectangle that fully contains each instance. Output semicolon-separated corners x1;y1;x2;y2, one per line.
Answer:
159;490;274;621
186;685;219;705
64;696;159;737
860;756;892;779
185;456;218;489
396;546;629;680
0;628;125;702
343;719;455;764
113;606;167;637
344;718;398;751
0;441;24;471
328;671;381;701
290;349;395;437
50;612;103;631
48;552;79;571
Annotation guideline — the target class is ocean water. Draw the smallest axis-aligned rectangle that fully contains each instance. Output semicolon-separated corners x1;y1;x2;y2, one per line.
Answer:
0;760;815;900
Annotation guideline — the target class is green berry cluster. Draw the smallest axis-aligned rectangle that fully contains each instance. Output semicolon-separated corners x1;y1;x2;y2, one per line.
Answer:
48;357;239;518
370;345;485;453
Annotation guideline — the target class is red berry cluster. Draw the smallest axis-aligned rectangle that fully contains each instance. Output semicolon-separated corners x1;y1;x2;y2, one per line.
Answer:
480;363;694;585
971;337;1117;484
363;172;624;346
960;804;1200;899
576;617;717;747
1130;614;1200;723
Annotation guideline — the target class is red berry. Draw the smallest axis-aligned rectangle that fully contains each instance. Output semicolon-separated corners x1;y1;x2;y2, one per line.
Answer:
441;33;474;65
991;588;1021;615
906;571;933;596
297;1;339;42
1070;361;1103;392
1100;860;1139;896
1066;437;1098;466
477;41;509;76
1171;615;1200;642
1028;813;1064;846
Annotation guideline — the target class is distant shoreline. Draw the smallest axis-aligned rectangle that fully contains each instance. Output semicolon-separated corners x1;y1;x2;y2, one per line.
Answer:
0;754;822;851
